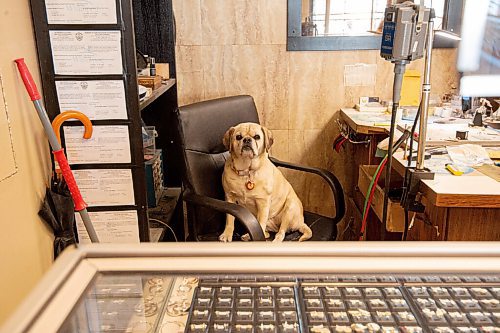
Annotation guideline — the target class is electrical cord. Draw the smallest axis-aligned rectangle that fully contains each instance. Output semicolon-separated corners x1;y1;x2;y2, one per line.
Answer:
335;120;371;145
359;130;410;240
149;218;178;242
402;102;423;240
381;62;407;239
406;102;422;168
403;209;410;240
359;156;387;241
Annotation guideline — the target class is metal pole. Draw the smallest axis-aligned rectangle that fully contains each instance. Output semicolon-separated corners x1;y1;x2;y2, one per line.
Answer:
33;100;62;150
416;19;434;170
381;61;407;232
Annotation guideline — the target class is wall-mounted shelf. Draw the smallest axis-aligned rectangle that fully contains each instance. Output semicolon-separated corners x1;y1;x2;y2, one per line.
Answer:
139;79;176;111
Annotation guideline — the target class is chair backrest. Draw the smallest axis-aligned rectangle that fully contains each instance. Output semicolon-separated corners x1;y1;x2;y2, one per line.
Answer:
175;95;260;239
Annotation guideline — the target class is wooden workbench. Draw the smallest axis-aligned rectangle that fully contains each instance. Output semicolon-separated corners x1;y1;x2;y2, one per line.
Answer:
339;108;500;241
340;108;390;135
340;108;500;146
391;151;500;241
392;151;500;208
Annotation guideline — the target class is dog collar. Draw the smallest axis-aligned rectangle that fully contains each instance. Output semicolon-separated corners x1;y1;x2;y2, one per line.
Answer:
232;166;250;176
231;166;255;190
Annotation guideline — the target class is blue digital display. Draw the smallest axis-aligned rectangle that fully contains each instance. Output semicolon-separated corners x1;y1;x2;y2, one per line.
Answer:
381;21;396;57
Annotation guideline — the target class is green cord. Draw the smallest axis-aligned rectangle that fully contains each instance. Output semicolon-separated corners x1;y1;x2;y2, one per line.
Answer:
362;155;387;222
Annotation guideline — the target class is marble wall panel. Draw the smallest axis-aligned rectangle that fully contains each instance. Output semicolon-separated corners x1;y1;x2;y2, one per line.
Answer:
287;50;389;130
199;0;286;46
172;0;202;46
175;45;203;73
200;44;289;129
255;0;287;45
428;48;460;96
268;129;289;162
200;0;239;45
177;71;205;106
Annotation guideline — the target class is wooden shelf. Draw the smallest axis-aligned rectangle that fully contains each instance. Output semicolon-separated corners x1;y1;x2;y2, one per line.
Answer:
139;79;176;111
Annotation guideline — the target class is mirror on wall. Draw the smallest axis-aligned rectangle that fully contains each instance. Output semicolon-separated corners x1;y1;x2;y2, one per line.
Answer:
287;0;463;51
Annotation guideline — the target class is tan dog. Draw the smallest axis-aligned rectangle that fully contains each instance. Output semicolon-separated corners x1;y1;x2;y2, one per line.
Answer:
220;122;312;242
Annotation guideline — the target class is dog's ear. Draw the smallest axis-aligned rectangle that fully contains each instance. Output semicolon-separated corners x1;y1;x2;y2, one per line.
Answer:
223;127;235;150
261;126;274;152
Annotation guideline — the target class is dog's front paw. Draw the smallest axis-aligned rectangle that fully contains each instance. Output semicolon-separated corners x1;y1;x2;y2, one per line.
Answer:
259;223;271;239
241;233;251;241
272;232;285;242
219;230;233;242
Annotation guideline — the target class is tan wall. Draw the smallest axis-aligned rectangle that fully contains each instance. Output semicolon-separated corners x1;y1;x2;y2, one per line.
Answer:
0;0;53;325
172;0;459;217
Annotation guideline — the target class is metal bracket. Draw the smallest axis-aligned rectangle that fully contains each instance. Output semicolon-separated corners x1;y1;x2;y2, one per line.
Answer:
401;167;435;212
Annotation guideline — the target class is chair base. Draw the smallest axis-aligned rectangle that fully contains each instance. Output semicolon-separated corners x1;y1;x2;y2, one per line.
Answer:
196;211;337;242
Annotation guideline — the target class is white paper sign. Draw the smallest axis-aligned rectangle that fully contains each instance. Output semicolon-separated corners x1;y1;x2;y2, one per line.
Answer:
56;80;127;120
50;30;123;75
64;125;131;164
45;0;117;24
344;63;377;86
76;210;139;244
73;169;135;206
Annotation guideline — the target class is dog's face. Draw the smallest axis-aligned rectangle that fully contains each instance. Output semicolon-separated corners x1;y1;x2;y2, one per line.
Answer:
223;123;274;159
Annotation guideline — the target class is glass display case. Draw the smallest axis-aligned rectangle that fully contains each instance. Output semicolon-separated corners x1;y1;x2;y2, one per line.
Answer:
58;273;187;333
1;242;499;333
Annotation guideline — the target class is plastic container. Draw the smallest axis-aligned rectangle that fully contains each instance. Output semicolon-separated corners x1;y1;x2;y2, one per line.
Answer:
142;126;156;160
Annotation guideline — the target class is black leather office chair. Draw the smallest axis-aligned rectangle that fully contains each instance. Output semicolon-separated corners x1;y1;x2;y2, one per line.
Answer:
175;95;345;241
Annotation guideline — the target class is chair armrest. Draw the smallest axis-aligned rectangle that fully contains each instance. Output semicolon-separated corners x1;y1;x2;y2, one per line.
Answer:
270;157;346;224
183;191;266;241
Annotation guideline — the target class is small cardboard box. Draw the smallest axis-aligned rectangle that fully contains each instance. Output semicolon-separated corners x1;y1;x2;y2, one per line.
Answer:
156;63;170;80
358;165;405;232
138;75;162;90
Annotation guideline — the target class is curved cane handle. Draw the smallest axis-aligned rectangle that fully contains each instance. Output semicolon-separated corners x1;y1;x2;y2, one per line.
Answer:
52;110;93;145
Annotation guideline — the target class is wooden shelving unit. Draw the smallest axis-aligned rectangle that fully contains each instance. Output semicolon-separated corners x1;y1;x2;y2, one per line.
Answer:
139;79;176;111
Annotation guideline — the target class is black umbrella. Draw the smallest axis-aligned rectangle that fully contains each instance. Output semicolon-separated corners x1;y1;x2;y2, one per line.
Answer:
38;177;77;258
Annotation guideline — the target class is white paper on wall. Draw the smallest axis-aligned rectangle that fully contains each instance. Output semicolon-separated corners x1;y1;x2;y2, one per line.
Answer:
72;169;135;206
49;30;123;75
45;0;117;24
56;80;127;120
63;125;131;164
344;63;377;86
76;210;139;244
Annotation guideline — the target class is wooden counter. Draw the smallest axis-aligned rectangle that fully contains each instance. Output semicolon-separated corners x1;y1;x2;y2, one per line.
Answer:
340;107;500;241
392;151;500;208
340;108;390;135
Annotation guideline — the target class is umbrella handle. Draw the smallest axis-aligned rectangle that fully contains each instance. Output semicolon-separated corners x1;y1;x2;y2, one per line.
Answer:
14;58;41;101
53;149;87;211
52;111;93;145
